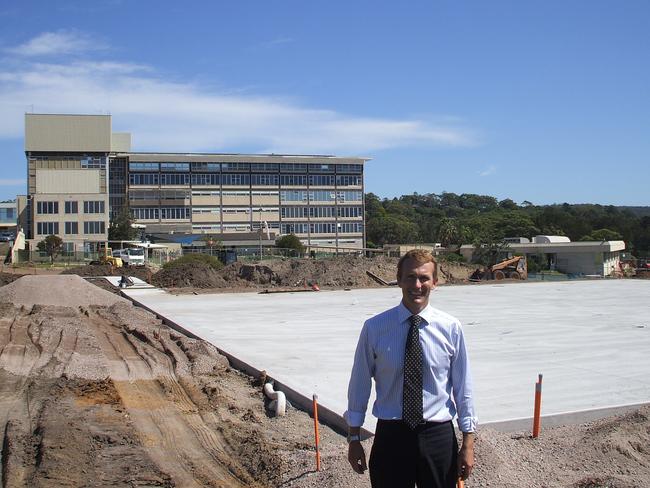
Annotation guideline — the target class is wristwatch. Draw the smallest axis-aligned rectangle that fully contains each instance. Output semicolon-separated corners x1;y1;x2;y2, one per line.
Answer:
347;434;361;443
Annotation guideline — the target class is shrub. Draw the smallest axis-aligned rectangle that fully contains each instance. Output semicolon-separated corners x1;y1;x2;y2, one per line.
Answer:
437;252;466;264
275;234;305;255
162;253;224;271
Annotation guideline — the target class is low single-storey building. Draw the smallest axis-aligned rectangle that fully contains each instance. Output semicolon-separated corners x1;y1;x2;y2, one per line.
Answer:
460;235;626;277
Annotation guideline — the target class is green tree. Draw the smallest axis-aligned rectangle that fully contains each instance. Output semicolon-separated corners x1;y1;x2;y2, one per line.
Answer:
437;218;461;247
580;228;623;241
366;215;419;246
37;234;63;264
276;233;305;255
108;207;138;241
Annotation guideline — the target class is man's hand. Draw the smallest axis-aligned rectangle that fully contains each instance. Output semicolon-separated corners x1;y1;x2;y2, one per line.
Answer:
347;441;367;474
457;432;475;480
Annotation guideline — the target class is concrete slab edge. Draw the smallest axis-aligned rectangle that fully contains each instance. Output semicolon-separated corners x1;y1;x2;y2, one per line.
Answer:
120;291;373;440
482;401;650;432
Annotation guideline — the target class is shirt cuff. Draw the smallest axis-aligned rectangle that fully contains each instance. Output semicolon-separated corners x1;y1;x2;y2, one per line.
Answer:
457;415;478;433
344;410;366;428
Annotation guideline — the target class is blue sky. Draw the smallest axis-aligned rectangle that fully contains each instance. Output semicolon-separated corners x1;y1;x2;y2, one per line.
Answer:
0;1;648;205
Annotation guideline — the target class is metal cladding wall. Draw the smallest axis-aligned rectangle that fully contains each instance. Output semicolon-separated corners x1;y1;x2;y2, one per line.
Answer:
25;114;111;152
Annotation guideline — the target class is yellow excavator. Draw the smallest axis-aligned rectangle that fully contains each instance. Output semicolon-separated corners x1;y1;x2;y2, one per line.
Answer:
470;255;527;281
90;243;123;268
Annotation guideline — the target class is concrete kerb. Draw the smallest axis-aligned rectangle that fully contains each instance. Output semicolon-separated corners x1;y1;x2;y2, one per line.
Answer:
482;401;650;433
119;289;373;440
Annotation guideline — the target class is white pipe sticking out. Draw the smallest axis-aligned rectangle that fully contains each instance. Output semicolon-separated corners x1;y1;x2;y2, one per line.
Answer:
263;382;286;417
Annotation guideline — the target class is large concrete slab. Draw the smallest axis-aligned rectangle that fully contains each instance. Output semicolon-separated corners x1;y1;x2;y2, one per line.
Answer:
125;280;650;432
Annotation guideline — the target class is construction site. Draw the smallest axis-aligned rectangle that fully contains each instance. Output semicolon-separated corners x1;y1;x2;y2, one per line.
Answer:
0;255;649;487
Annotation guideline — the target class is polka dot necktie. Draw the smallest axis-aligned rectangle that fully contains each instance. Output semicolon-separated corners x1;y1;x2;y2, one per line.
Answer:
403;314;424;429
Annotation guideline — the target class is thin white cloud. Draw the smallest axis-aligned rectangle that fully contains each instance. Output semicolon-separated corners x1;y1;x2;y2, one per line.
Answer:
478;165;496;177
0;179;26;186
0;33;476;154
5;30;105;57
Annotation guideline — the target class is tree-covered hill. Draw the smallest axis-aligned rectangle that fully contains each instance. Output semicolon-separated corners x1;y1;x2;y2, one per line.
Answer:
365;192;650;256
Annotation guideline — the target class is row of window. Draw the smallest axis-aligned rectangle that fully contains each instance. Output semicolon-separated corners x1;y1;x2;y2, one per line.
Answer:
36;221;106;235
37;201;105;215
130;207;191;220
279;222;363;234
127;162;363;174
280;191;363;203
280;206;363;219
130;172;362;187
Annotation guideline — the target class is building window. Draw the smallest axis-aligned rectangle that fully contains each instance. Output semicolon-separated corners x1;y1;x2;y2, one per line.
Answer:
280;190;308;202
336;164;363;174
309;164;335;173
280;223;309;234
281;206;309;219
37;201;59;214
336;175;362;186
280;163;308;173
160;207;190;219
128;162;159;171
160;173;190;185
160;163;190;172
309;190;336;202
191;162;221;172
221;173;250;186
222;162;250;172
279;174;308;186
309;175;335;186
84;201;105;214
191;174;220;186
132;207;159;220
250;163;279;172
37;222;59;235
64;201;78;214
83;221;106;234
337;206;363;218
251;174;279;186
81;156;106;169
308;206;336;218
130;173;160;185
64;222;78;234
336;191;363;202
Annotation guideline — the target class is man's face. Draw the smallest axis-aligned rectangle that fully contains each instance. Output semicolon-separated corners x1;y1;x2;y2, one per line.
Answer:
398;258;436;314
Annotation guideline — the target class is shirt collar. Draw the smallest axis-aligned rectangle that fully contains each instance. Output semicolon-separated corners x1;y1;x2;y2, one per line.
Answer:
398;301;434;326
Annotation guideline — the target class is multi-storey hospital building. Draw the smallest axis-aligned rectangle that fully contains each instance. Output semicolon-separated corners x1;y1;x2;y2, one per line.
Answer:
24;114;369;252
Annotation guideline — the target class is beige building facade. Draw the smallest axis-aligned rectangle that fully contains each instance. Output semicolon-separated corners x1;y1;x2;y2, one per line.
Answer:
25;114;369;251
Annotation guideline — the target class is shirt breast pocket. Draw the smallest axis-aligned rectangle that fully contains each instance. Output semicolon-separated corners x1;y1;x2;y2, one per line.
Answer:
374;337;403;376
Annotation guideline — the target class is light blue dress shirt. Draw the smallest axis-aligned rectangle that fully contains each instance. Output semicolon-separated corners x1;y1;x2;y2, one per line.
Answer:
344;302;478;433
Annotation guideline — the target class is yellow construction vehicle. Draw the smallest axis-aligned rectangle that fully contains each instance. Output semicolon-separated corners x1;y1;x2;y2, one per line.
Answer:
490;255;527;280
90;243;123;267
470;255;527;281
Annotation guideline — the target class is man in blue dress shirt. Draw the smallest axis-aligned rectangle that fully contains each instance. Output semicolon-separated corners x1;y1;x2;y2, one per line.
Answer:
345;249;477;487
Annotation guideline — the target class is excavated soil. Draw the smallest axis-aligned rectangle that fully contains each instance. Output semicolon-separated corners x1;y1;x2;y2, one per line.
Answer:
152;256;475;292
1;272;649;487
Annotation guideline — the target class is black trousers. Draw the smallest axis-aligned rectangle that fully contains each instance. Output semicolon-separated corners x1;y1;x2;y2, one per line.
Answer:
369;419;458;488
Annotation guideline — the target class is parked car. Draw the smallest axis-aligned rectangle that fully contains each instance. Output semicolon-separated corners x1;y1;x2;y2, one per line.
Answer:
0;232;15;242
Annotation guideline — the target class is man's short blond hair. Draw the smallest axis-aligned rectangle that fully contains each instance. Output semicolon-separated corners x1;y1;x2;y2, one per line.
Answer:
397;249;438;281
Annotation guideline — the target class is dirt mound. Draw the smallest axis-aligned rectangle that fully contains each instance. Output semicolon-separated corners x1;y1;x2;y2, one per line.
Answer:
152;261;228;288
150;255;478;291
0;274;128;307
0;301;284;487
62;264;154;282
0;271;23;287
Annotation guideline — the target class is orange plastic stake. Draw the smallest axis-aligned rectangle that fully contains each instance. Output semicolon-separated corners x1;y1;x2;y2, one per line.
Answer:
313;394;321;471
457;477;465;488
532;373;543;438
